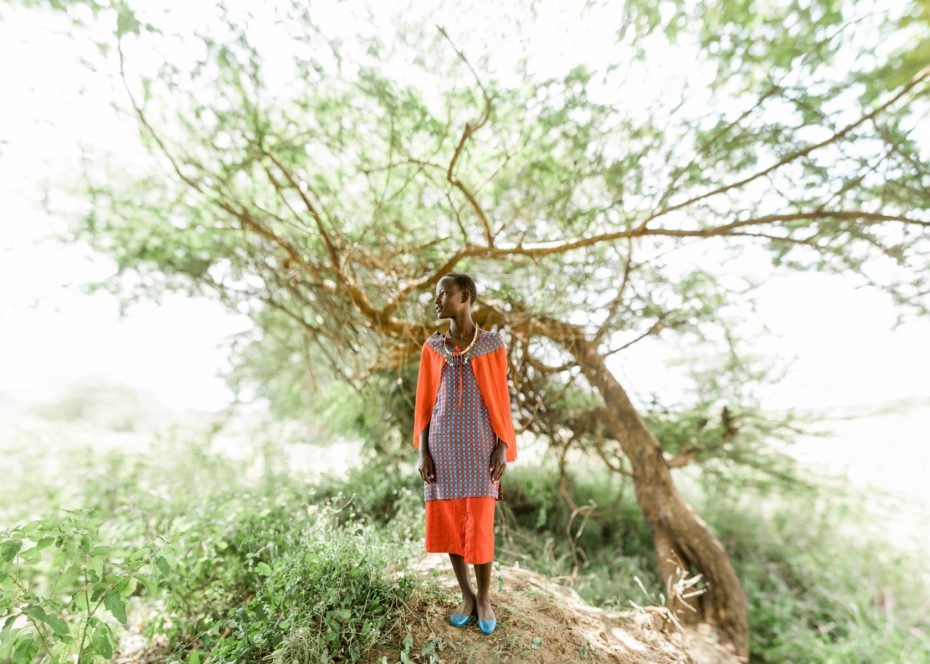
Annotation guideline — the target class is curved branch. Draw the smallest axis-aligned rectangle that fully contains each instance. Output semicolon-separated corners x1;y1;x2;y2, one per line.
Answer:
636;64;930;230
437;25;495;246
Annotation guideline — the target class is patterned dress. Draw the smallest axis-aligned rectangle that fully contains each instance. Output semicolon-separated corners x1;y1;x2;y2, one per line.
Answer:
424;330;503;501
412;328;517;564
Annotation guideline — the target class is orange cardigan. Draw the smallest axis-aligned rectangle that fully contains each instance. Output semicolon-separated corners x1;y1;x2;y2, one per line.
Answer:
412;336;517;463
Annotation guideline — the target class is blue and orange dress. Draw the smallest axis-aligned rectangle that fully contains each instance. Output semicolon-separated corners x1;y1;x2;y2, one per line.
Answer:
412;328;518;564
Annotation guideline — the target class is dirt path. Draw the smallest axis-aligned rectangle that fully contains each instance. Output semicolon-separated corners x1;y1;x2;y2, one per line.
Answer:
369;554;743;664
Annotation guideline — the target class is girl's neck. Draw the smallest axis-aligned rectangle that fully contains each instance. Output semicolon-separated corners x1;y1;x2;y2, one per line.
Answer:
447;317;477;341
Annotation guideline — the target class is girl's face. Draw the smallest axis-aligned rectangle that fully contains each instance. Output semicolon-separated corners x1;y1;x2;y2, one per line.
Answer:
434;279;469;319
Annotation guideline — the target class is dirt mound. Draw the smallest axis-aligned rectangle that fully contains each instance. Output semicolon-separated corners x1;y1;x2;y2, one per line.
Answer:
110;553;742;663
371;554;743;664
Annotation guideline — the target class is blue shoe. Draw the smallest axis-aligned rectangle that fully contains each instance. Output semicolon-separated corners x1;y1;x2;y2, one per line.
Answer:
449;612;472;627
478;617;497;634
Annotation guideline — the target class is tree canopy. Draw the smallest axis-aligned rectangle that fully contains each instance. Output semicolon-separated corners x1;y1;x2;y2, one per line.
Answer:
17;0;930;654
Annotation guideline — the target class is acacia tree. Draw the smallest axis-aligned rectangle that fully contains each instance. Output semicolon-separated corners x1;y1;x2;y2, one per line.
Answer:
21;0;930;657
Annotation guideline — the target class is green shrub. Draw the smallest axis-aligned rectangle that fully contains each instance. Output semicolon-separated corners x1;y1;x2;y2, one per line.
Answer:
449;461;930;662
0;508;160;664
4;424;926;663
166;496;417;663
705;491;930;663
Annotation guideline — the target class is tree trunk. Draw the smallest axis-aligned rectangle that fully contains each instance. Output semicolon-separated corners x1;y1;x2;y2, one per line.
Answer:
564;332;749;659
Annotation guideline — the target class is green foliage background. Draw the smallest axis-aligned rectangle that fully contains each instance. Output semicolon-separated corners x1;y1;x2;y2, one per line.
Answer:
2;0;930;660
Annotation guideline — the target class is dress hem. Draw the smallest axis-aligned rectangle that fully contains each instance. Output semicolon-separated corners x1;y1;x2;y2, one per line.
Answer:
425;496;495;565
424;545;494;565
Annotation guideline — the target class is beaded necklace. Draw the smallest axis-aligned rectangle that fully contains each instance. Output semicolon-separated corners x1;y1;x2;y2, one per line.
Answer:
436;324;480;409
437;323;480;364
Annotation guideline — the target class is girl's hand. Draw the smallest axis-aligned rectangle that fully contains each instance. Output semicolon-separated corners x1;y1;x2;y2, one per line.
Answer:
490;440;508;482
418;452;436;483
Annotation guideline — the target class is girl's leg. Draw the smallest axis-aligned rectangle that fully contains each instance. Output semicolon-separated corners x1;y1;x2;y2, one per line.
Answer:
449;553;476;615
473;561;496;622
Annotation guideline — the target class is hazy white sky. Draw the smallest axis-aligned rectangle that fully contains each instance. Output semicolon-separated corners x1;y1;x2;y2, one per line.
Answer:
1;0;928;416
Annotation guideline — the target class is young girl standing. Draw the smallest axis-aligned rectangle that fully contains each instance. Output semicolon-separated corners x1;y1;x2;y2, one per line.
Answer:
412;273;517;635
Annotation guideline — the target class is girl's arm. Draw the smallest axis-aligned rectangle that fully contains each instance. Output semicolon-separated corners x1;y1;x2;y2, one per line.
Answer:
419;422;431;458
418;422;435;483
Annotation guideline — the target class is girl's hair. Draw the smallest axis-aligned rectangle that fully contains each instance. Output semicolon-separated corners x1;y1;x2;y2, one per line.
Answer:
446;273;477;306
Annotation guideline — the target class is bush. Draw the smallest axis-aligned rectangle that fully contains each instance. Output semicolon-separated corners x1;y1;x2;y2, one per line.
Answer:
0;508;160;663
228;500;415;663
452;461;930;662
705;490;930;663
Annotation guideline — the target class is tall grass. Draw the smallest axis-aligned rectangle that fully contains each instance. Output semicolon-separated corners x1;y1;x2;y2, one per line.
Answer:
2;423;927;663
0;429;422;663
319;454;930;661
487;463;930;663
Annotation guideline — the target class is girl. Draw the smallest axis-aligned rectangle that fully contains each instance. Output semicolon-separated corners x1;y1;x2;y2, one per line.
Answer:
412;273;518;635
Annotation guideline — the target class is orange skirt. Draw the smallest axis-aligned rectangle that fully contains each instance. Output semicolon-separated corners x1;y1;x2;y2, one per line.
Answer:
425;497;496;564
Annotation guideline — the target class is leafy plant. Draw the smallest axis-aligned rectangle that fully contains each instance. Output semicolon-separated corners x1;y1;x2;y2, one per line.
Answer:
0;508;161;664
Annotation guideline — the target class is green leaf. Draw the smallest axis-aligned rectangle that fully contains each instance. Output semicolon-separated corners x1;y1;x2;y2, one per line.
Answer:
90;583;107;602
103;591;128;625
91;624;113;659
12;634;39;664
42;614;70;638
0;541;21;563
71;591;90;613
116;6;141;37
120;576;137;595
20;520;46;537
88;554;105;580
0;622;16;652
52;565;79;594
133;572;157;593
19;547;41;563
23;605;47;621
255;562;272;576
154;556;172;575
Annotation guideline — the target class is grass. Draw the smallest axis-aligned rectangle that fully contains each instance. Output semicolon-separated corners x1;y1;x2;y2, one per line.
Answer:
1;420;927;663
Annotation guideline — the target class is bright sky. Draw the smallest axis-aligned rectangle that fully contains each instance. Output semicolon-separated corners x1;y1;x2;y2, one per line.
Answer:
1;0;928;420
